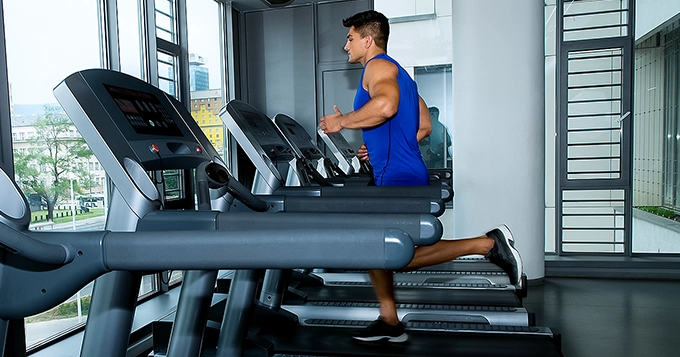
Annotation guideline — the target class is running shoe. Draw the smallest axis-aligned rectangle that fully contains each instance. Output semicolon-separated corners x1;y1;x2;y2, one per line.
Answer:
485;224;523;286
352;318;408;343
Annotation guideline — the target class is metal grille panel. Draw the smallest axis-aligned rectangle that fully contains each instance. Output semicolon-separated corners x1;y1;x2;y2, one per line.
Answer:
561;189;626;252
557;0;634;255
566;48;624;181
563;0;630;42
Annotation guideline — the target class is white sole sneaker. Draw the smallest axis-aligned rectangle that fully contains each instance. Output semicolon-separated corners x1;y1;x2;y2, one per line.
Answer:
497;224;523;286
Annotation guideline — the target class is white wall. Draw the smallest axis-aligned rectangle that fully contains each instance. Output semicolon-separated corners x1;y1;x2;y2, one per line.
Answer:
636;0;680;40
375;0;453;71
633;210;680;253
451;0;545;279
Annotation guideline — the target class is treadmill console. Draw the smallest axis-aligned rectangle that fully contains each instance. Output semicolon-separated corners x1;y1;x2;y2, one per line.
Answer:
54;69;219;173
106;84;184;138
225;102;295;161
220;100;300;188
317;129;362;175
274;114;324;160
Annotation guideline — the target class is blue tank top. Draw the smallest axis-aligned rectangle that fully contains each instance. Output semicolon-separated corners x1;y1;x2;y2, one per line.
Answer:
354;54;429;187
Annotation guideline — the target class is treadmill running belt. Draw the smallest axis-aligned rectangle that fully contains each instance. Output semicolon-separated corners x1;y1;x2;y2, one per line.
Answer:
287;285;522;307
253;323;563;357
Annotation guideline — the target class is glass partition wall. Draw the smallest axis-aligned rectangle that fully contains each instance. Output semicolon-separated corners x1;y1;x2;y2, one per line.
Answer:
1;0;228;349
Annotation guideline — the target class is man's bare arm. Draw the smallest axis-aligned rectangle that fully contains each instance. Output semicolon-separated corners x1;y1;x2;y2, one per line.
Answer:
320;59;399;133
416;96;432;142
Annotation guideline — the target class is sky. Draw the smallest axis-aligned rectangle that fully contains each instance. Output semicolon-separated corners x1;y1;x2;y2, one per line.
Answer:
4;0;101;105
4;0;222;106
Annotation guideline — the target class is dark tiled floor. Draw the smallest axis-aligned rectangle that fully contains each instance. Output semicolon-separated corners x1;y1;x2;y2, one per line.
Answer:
524;278;680;357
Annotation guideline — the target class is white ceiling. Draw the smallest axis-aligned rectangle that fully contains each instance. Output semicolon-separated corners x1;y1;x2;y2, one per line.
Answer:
230;0;334;12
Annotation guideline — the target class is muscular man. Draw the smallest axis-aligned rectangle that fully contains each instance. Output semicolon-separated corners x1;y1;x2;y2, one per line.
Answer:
320;10;522;343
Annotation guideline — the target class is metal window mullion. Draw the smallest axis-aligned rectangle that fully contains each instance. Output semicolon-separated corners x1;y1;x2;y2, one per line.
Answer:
622;1;635;256
568;53;621;61
562;242;626;246
561;180;630;190
569;68;622;76
155;8;173;21
561;36;629;53
175;0;189;104
563;8;627;18
0;0;13;177
568;84;621;90
564;23;627;33
669;43;680;208
141;0;158;86
568;113;621;119
567;142;621;148
556;0;566;254
674;50;680;207
218;0;235;102
156;26;173;39
563;213;625;217
157;55;173;67
568;156;621;161
99;0;120;71
567;127;621;133
568;109;621;116
157;38;181;56
569;98;622;104
567;171;621;176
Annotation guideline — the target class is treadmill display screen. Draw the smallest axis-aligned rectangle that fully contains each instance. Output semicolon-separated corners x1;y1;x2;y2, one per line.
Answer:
105;84;183;137
240;110;286;146
283;122;309;147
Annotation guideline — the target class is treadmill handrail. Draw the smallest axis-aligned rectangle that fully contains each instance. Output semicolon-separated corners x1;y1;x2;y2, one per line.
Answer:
0;222;72;265
136;210;442;246
0;225;414;319
103;227;414;271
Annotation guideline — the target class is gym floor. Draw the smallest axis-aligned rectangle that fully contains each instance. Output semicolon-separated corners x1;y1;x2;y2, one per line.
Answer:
523;277;680;357
26;276;680;357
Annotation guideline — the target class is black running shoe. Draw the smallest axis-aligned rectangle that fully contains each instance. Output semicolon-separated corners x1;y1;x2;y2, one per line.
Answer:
352;319;408;342
485;225;523;286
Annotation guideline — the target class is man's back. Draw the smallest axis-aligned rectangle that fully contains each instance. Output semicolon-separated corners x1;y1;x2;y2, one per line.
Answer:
355;54;429;186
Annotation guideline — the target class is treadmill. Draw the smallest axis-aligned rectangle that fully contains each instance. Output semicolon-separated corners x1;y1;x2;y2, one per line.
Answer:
273;112;372;184
316;118;452;184
218;101;534;325
316;122;369;177
217;100;561;356
234;106;517;286
271;112;521;289
50;69;435;357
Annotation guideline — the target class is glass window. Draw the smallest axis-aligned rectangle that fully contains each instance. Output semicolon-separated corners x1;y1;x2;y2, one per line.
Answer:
158;50;178;96
186;0;226;158
163;169;183;201
632;11;680;253
140;274;158;297
414;65;452;169
3;0;104;347
155;0;176;43
119;0;143;78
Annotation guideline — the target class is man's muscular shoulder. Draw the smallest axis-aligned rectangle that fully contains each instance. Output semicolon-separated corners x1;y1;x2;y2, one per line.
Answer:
362;58;398;89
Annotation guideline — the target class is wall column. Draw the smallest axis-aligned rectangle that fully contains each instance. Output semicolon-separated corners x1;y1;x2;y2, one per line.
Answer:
451;0;545;280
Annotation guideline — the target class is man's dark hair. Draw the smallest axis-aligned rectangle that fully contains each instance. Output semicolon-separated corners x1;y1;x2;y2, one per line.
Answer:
342;10;389;51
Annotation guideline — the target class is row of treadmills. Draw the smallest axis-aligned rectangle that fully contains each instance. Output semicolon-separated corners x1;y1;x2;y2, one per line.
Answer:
0;69;563;356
